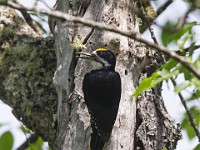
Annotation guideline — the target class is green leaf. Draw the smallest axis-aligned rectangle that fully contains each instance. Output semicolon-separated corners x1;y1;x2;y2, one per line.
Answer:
190;107;200;126
187;89;200;101
170;22;197;43
133;69;179;97
133;72;159;97
27;136;44;150
181;106;200;140
179;33;193;50
193;58;200;70
0;131;14;150
181;116;196;140
177;63;192;80
191;77;200;88
174;81;191;93
157;69;179;79
161;21;176;46
161;21;198;47
187;42;199;56
151;77;163;87
48;147;52;150
161;147;168;150
163;59;178;71
194;144;200;150
187;125;196;140
20;125;31;134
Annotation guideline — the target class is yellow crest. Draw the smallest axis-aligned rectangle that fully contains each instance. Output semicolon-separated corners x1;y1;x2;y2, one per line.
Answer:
96;48;107;51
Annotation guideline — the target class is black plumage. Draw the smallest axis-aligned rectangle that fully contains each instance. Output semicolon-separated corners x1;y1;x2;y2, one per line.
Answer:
80;49;121;150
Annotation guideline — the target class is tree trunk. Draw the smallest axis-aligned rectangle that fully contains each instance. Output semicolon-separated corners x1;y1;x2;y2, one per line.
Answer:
51;0;181;150
0;6;57;148
0;0;182;150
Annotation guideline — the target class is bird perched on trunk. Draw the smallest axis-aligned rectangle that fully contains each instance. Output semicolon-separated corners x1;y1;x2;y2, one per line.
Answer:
77;48;121;150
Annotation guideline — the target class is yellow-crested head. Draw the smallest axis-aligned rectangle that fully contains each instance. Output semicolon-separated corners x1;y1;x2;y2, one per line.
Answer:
96;48;107;51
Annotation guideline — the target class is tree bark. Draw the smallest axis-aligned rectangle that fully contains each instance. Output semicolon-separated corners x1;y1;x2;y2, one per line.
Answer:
0;0;182;150
0;6;57;148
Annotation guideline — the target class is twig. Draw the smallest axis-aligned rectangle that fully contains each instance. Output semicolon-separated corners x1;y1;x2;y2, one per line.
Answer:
155;7;193;33
170;78;200;142
37;0;53;10
1;1;200;80
148;18;200;142
12;0;43;35
139;0;173;33
16;134;39;150
140;0;167;64
176;8;192;30
157;0;173;16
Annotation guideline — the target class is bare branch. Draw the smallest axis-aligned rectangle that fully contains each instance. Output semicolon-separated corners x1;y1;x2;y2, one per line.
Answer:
157;0;173;16
176;8;192;30
149;22;200;142
170;78;200;142
1;1;200;80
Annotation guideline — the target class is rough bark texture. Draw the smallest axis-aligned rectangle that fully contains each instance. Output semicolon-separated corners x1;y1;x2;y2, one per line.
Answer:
0;0;182;150
135;84;181;150
0;6;57;148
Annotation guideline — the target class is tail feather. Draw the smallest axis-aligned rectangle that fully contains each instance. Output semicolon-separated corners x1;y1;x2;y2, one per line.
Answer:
90;130;105;150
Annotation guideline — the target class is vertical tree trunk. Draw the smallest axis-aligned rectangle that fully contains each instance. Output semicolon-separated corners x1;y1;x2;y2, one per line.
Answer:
50;0;182;149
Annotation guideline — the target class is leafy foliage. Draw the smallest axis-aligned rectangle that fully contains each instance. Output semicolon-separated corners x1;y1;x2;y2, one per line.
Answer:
181;106;200;140
27;137;44;150
134;3;200;148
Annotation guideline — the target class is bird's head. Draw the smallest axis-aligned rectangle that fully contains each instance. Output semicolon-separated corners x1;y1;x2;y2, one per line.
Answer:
77;48;116;71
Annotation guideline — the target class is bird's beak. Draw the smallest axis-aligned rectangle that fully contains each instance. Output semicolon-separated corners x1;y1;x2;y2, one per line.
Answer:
76;52;97;61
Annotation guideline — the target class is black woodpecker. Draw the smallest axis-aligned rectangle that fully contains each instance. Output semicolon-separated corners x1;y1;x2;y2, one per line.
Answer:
78;48;121;150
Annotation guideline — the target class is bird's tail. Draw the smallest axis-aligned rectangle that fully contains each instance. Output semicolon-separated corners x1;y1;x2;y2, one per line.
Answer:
90;129;105;150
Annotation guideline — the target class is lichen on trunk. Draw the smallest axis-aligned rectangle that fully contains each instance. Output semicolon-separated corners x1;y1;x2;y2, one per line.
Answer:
0;6;57;148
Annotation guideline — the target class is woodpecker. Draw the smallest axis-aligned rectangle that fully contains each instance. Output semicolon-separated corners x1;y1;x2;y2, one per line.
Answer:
78;48;121;150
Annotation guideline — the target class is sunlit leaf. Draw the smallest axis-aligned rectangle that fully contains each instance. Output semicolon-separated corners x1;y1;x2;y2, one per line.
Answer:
161;147;167;150
20;125;31;134
181;106;200;140
194;144;200;150
193;58;200;69
133;69;179;97
161;21;176;46
161;21;198;47
177;63;192;80
174;81;191;93
191;77;200;88
157;69;179;79
0;131;14;150
187;42;199;56
163;59;178;71
187;89;200;101
179;33;193;50
133;72;159;97
27;136;44;150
